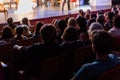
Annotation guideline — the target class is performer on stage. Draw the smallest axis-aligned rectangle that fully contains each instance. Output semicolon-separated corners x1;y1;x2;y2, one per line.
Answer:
15;0;35;13
61;0;71;11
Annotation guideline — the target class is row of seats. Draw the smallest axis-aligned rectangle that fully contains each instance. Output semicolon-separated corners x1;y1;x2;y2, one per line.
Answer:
0;40;95;80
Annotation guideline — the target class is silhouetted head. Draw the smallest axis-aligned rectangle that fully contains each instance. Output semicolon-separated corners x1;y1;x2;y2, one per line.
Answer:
40;24;57;43
89;30;113;54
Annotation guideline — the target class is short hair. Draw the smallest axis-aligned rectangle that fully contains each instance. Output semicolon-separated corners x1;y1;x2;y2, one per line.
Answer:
21;17;29;26
68;17;77;27
78;9;84;16
107;12;115;20
61;27;78;41
35;21;44;32
89;30;113;54
76;16;87;28
40;24;57;43
96;14;105;26
16;26;23;35
7;17;13;24
113;15;120;28
88;22;104;33
97;10;104;15
1;26;14;39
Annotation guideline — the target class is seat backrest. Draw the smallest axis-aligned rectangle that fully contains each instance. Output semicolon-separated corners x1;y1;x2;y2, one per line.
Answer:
15;38;35;46
39;52;72;80
113;37;120;51
97;64;120;80
72;45;95;71
0;44;12;63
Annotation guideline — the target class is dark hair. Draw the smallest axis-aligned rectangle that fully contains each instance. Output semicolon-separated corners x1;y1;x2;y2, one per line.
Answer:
97;10;104;15
35;21;44;34
40;24;57;43
7;17;13;25
1;27;14;39
107;12;115;20
90;30;113;54
16;26;23;35
113;15;120;28
57;20;67;36
96;14;105;27
76;16;87;33
91;14;97;19
62;27;78;41
22;17;29;26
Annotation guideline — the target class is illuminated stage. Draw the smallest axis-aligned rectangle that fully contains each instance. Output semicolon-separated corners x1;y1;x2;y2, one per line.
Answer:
0;1;111;23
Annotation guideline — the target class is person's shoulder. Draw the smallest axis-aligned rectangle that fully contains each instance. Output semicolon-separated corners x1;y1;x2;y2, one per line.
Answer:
81;60;102;70
80;62;96;70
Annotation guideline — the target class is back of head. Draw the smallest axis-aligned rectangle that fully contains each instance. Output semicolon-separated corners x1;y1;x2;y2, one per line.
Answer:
96;14;105;26
1;26;14;39
21;17;29;26
89;30;113;54
35;21;44;32
16;26;23;35
76;16;87;28
86;9;91;15
57;20;67;34
68;17;77;27
78;9;84;16
7;17;13;25
107;12;115;20
61;27;78;41
40;24;57;43
91;14;97;19
22;25;30;35
113;15;120;28
97;10;104;16
88;22;104;33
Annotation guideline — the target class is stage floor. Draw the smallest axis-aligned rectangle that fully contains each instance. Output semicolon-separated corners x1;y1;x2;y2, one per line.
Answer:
0;4;111;23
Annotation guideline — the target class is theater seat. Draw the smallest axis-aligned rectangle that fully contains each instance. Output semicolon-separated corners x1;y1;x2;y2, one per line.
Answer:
37;52;72;80
97;64;120;80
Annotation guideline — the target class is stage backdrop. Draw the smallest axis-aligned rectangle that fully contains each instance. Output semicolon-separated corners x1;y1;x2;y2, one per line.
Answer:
89;0;112;6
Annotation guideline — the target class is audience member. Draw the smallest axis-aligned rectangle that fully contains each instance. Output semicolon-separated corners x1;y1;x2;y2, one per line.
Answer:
84;9;91;22
61;27;79;43
32;21;44;39
0;26;14;45
4;17;17;36
104;12;115;31
71;30;120;80
76;16;90;46
76;9;84;18
97;10;104;16
22;25;33;38
109;15;120;37
13;24;67;79
76;16;87;33
56;19;67;43
87;14;96;28
96;14;105;27
14;26;28;41
21;17;31;27
61;26;82;51
88;22;104;34
67;17;77;28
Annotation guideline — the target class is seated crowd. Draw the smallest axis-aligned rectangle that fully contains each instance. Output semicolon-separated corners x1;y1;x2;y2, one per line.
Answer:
0;5;120;80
